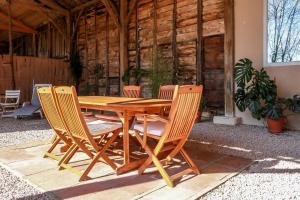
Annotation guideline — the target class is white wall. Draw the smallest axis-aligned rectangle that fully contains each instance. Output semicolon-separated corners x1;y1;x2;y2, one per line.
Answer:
234;0;300;130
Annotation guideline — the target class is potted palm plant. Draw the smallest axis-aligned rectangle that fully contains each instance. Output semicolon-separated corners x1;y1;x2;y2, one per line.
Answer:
234;58;300;134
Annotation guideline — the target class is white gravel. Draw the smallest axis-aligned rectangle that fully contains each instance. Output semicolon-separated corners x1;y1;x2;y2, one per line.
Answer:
0;118;57;200
0;118;54;147
191;122;300;200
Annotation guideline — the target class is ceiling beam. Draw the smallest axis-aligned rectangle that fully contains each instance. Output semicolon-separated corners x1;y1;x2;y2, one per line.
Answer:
0;24;36;33
12;0;62;15
71;0;101;13
39;0;69;16
71;0;120;27
101;0;120;27
0;10;36;33
126;0;138;25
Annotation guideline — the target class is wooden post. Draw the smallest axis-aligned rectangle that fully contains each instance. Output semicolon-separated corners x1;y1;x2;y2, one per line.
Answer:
196;0;203;85
224;0;235;117
105;13;110;95
171;0;178;84
32;33;36;56
47;23;52;57
7;0;16;89
66;13;72;59
119;0;128;91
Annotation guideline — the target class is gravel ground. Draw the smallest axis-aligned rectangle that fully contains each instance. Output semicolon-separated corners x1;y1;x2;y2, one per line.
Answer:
0;118;53;148
0;118;57;200
191;122;300;200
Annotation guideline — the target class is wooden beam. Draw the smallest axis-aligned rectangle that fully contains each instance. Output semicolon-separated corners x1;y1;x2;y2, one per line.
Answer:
119;0;128;90
126;0;138;25
196;0;203;84
0;10;36;33
39;0;69;16
12;0;61;15
71;0;101;13
224;0;235;117
0;24;36;33
101;0;120;28
7;0;16;89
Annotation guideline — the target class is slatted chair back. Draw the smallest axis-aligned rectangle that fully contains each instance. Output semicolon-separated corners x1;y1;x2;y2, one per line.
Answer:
158;85;177;100
123;86;142;98
37;87;65;132
163;85;203;141
53;86;98;150
5;90;20;104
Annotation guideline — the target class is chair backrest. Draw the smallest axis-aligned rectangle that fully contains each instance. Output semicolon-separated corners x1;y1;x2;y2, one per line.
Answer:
123;86;142;98
5;90;21;104
53;86;97;148
37;87;65;132
31;84;52;107
163;85;203;141
158;85;177;100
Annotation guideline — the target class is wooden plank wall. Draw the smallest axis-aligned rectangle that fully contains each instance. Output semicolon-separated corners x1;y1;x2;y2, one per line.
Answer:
126;0;225;107
0;55;72;102
77;3;120;96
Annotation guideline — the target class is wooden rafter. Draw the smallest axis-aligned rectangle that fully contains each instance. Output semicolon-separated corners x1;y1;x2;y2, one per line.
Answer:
39;0;69;16
12;0;61;15
71;0;101;13
126;0;138;24
0;10;36;33
101;0;120;27
0;23;35;33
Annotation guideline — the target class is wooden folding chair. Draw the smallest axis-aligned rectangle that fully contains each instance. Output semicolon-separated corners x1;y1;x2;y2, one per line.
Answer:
133;85;203;187
158;85;178;117
37;87;73;161
123;85;142;98
53;86;122;181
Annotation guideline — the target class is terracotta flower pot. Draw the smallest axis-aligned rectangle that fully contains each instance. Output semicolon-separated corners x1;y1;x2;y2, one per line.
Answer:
266;117;286;134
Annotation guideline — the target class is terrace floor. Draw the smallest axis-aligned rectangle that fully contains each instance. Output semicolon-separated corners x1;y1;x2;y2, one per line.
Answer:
0;138;252;200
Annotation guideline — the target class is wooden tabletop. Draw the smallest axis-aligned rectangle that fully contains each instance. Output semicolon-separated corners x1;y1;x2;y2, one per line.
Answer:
79;96;172;112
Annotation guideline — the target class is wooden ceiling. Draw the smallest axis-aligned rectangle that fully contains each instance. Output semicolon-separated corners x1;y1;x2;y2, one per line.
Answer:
0;0;104;42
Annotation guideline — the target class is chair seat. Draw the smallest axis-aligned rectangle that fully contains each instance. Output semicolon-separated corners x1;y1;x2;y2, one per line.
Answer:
133;121;166;137
95;113;121;122
87;120;122;136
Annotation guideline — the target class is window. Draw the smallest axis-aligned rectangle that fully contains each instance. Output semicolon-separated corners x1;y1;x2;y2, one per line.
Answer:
264;0;300;66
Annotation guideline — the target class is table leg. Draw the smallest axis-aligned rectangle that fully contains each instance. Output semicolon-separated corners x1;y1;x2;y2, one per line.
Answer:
123;111;130;164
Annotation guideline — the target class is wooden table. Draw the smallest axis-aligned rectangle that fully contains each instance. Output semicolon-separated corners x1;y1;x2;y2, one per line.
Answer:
79;96;172;174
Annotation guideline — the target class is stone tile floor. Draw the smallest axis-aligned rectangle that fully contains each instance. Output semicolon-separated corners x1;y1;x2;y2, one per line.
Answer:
0;140;252;200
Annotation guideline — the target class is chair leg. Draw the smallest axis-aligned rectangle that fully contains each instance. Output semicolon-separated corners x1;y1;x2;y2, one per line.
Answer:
59;145;79;170
135;133;173;187
58;144;77;166
43;137;61;159
180;148;200;175
79;131;120;181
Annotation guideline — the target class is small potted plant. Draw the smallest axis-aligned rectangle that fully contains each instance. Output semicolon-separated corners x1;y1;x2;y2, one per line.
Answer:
262;99;287;133
234;58;300;134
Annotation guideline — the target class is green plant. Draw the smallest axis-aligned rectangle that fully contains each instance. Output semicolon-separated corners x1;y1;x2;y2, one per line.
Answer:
234;58;300;121
122;66;148;86
150;47;173;97
200;96;207;112
234;58;277;119
70;50;83;91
